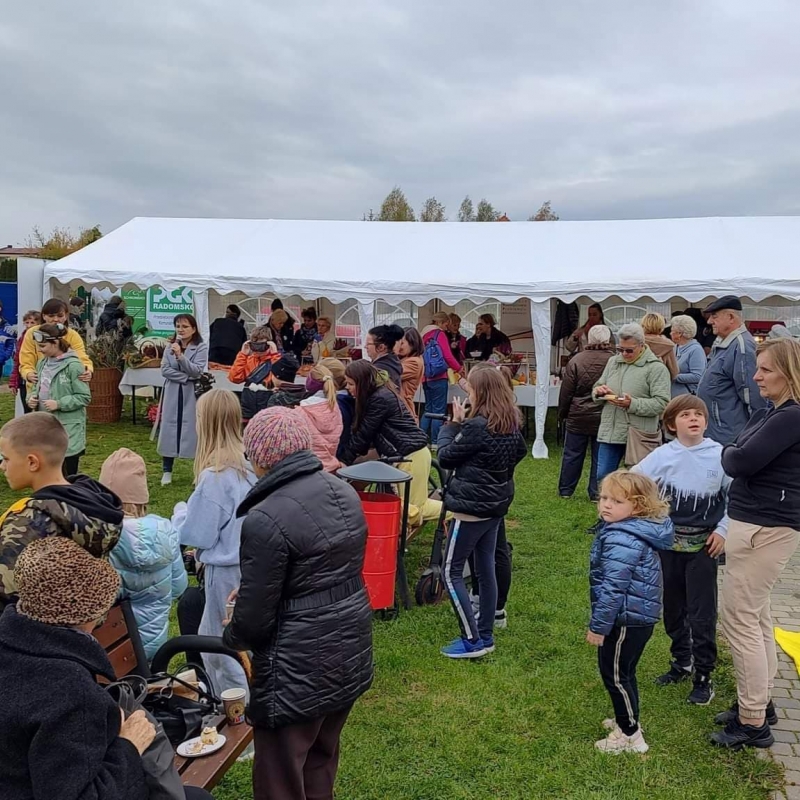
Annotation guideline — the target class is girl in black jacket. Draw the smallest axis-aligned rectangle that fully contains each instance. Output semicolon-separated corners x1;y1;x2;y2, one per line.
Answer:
223;407;373;799
437;365;527;659
341;359;440;528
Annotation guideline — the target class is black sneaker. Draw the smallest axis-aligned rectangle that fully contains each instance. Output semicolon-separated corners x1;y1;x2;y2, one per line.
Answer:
715;700;778;727
710;717;774;750
655;662;693;686
688;675;715;706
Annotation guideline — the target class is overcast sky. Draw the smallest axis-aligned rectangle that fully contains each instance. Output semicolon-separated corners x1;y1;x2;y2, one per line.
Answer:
2;1;799;242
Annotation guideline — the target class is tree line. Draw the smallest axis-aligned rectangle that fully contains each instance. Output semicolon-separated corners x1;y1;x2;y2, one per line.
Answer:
364;187;559;222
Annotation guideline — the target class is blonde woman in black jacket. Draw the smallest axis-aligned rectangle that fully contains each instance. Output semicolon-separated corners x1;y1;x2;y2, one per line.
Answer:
436;366;527;659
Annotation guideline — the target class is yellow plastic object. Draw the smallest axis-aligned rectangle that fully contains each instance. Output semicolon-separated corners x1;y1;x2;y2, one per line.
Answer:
775;627;800;676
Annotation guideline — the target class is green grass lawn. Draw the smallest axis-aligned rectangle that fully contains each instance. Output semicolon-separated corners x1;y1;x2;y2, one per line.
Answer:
0;393;783;799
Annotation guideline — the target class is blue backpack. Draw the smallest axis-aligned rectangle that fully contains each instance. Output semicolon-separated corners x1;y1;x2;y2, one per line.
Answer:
423;332;448;379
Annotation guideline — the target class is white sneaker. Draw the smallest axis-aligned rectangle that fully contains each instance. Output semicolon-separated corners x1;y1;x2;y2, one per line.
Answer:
494;609;508;629
594;726;649;754
161;472;173;486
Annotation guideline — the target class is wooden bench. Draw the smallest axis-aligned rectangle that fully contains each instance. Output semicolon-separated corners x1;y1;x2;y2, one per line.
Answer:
93;600;254;791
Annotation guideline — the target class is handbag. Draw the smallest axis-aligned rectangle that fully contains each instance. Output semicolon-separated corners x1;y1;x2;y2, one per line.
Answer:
143;668;219;747
106;676;184;800
194;372;216;398
624;421;663;467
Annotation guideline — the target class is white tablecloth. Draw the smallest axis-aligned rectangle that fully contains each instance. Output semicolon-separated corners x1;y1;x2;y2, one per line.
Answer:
119;368;243;394
120;368;561;408
412;382;559;408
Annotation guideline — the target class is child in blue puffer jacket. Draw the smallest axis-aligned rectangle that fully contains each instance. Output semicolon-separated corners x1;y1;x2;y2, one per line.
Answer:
588;470;674;755
100;448;188;660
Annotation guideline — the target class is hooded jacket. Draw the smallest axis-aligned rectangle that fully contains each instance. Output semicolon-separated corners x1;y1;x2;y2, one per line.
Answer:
19;325;93;384
558;345;614;435
0;476;124;609
722;400;800;530
589;516;675;635
31;351;91;456
372;352;403;390
436;416;528;518
95;302;127;336
697;324;766;445
0;607;148;800
297;394;344;472
339;385;428;465
223;450;373;729
593;347;672;444
632;438;731;551
645;334;679;380
110;514;189;659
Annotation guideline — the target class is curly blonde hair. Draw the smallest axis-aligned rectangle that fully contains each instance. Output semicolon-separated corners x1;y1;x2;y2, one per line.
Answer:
600;471;670;519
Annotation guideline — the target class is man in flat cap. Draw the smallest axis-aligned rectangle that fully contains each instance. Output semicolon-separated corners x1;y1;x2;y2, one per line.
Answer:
697;295;765;444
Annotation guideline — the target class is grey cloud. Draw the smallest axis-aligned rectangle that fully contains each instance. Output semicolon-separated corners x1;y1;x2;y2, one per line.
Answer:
1;0;800;239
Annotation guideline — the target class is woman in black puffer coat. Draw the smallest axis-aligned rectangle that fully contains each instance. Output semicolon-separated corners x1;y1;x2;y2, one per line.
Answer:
223;407;373;800
341;359;440;528
436;365;527;660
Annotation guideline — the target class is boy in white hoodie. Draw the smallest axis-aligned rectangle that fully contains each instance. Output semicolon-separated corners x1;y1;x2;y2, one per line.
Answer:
632;395;731;706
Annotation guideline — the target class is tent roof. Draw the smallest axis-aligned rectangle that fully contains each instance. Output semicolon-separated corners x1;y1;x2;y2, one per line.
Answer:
44;215;800;304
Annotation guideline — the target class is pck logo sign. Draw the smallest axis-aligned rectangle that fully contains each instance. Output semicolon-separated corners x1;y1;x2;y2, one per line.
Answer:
150;287;193;310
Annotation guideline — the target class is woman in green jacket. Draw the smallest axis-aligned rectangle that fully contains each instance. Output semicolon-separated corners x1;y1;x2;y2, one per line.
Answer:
593;322;671;483
28;323;91;476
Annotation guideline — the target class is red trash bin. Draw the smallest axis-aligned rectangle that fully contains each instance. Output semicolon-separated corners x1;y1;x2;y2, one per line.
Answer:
358;491;401;610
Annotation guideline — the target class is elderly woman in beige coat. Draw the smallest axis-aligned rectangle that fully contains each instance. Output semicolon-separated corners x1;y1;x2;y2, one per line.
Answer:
593;322;671;483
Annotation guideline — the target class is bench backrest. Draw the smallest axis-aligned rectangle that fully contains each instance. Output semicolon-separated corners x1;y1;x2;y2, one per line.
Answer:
93;600;151;680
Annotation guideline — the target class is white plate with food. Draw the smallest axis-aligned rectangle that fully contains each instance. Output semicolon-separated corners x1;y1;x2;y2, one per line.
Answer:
177;730;227;758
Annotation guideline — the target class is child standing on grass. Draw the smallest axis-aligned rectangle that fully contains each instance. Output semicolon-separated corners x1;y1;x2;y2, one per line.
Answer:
436;366;527;659
173;389;255;695
100;448;188;660
9;310;42;412
588;471;673;754
27;323;91;477
631;395;730;705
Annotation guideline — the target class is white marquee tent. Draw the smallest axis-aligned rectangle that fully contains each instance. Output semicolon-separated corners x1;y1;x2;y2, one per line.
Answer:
37;215;800;458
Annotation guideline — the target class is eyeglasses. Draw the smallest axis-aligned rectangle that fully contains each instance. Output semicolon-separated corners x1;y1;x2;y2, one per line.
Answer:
616;346;638;355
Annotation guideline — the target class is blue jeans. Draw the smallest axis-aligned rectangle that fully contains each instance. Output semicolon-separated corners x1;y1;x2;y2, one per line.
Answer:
420;379;448;444
163;456;175;473
558;430;600;499
596;442;626;487
444;518;500;643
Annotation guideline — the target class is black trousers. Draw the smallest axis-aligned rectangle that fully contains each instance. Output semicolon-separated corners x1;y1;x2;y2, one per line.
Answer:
184;787;214;799
468;518;513;611
253;705;352;800
62;454;81;477
558;430;600;499
177;585;206;669
659;548;718;676
598;625;654;736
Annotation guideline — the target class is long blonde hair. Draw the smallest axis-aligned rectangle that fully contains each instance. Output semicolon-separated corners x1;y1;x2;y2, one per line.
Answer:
194;389;247;482
601;471;670;519
319;357;346;390
757;337;800;403
308;363;337;409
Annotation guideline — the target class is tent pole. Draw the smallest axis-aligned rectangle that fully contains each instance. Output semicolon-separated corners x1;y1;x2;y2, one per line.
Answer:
528;298;552;459
193;289;211;346
357;299;375;356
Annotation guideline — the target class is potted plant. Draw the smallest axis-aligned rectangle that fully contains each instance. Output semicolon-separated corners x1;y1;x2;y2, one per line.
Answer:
86;333;133;423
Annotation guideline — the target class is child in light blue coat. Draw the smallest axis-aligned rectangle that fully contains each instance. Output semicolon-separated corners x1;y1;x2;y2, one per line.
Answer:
100;448;188;660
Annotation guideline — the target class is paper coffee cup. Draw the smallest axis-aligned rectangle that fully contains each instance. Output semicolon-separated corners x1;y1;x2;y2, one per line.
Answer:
221;688;247;725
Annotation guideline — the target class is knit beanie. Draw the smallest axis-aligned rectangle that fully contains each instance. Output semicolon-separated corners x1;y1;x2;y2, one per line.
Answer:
244;407;312;470
16;537;120;626
272;353;299;383
99;447;149;505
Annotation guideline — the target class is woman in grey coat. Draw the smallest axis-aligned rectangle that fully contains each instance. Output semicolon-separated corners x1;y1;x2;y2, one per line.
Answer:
157;314;208;485
670;314;707;397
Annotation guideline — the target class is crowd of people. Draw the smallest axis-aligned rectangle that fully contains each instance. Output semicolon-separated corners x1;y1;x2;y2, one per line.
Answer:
0;290;799;797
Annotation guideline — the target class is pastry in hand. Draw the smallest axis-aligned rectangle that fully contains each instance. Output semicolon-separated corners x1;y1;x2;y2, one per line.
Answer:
200;726;219;746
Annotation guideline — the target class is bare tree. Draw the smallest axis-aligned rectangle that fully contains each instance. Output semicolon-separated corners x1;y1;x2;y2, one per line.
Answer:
362;209;378;221
419;196;447;222
528;201;560;221
378;187;416;221
457;195;476;222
